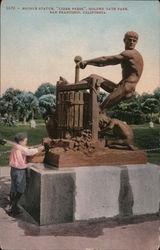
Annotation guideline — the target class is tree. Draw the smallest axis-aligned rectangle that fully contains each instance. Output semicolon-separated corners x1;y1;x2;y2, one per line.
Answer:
0;88;22;125
39;94;56;118
139;92;153;103
107;93;145;124
141;97;159;121
35;83;56;98
98;91;108;104
154;87;160;101
17;92;39;124
153;87;160;121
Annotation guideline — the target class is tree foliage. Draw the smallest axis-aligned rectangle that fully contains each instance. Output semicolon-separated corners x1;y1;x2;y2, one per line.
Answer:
141;97;159;121
154;87;160;101
0;88;22;125
98;92;108;104
17;92;40;123
39;94;56;118
35;83;56;98
108;92;160;124
0;84;160;126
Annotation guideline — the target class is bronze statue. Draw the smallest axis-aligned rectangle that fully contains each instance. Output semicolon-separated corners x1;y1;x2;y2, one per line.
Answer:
78;31;143;110
28;32;147;167
99;114;136;150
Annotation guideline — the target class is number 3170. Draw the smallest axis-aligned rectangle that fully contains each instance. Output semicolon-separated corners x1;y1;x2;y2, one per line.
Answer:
6;6;15;10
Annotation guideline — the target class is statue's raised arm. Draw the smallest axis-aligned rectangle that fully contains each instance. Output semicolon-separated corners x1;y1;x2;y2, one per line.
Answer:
78;31;143;110
79;54;124;68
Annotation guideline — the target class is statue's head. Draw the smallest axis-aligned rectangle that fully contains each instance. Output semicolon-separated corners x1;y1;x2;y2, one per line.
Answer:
124;31;138;50
99;114;111;130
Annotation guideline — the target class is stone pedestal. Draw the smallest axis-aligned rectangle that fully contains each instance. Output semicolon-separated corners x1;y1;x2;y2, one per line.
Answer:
21;163;160;225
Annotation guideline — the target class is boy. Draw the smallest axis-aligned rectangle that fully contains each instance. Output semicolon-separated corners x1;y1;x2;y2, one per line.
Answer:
9;132;44;216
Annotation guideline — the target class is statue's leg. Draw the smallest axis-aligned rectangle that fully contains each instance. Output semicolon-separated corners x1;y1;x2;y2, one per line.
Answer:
107;139;128;150
108;144;129;150
101;79;117;93
100;82;137;110
107;139;137;151
128;144;137;151
108;139;125;146
80;74;117;93
79;74;103;84
100;85;125;110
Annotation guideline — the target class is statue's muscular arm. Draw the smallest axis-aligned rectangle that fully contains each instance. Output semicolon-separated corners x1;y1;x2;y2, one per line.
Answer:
107;120;115;130
80;54;124;68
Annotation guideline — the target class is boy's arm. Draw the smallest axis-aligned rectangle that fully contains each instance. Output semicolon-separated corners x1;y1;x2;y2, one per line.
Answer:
18;145;44;156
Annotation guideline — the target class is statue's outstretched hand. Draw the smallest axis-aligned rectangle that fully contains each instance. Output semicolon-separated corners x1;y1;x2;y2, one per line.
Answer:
79;60;87;69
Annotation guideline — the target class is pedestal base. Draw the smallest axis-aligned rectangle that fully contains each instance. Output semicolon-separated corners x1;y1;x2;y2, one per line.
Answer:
28;148;147;167
20;163;160;225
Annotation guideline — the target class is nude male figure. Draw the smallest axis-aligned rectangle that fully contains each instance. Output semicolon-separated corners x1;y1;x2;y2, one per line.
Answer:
78;31;144;110
99;114;136;150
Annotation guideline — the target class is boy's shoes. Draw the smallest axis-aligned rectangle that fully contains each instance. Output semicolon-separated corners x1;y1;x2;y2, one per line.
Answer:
13;206;22;215
7;192;23;217
10;209;23;217
6;205;22;216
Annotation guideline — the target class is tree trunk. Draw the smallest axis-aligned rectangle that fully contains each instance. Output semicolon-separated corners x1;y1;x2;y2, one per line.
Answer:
32;110;34;120
23;116;26;125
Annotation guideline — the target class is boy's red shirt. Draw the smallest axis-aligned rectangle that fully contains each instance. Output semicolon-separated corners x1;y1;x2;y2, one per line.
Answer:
9;144;38;169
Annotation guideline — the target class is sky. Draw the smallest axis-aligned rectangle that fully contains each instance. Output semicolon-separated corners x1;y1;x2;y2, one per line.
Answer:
1;0;160;95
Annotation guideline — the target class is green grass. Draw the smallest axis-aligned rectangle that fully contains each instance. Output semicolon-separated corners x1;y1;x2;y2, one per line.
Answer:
16;119;45;126
0;144;12;166
131;123;160;129
132;126;160;150
0;124;47;145
131;125;160;165
147;152;160;165
0;124;160;166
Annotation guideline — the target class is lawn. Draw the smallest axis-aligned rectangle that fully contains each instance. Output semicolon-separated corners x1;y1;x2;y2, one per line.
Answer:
0;123;160;166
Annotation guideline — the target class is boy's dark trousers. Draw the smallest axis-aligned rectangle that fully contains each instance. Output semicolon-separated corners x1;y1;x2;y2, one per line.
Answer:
10;192;22;215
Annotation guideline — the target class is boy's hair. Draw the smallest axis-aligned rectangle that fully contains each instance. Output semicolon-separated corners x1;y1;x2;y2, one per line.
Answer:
15;132;27;144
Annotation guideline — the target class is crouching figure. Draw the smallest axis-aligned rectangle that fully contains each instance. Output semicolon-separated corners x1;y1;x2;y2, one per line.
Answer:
99;114;137;150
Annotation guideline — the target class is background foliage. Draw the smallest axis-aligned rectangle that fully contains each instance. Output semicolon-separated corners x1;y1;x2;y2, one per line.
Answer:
0;84;160;125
